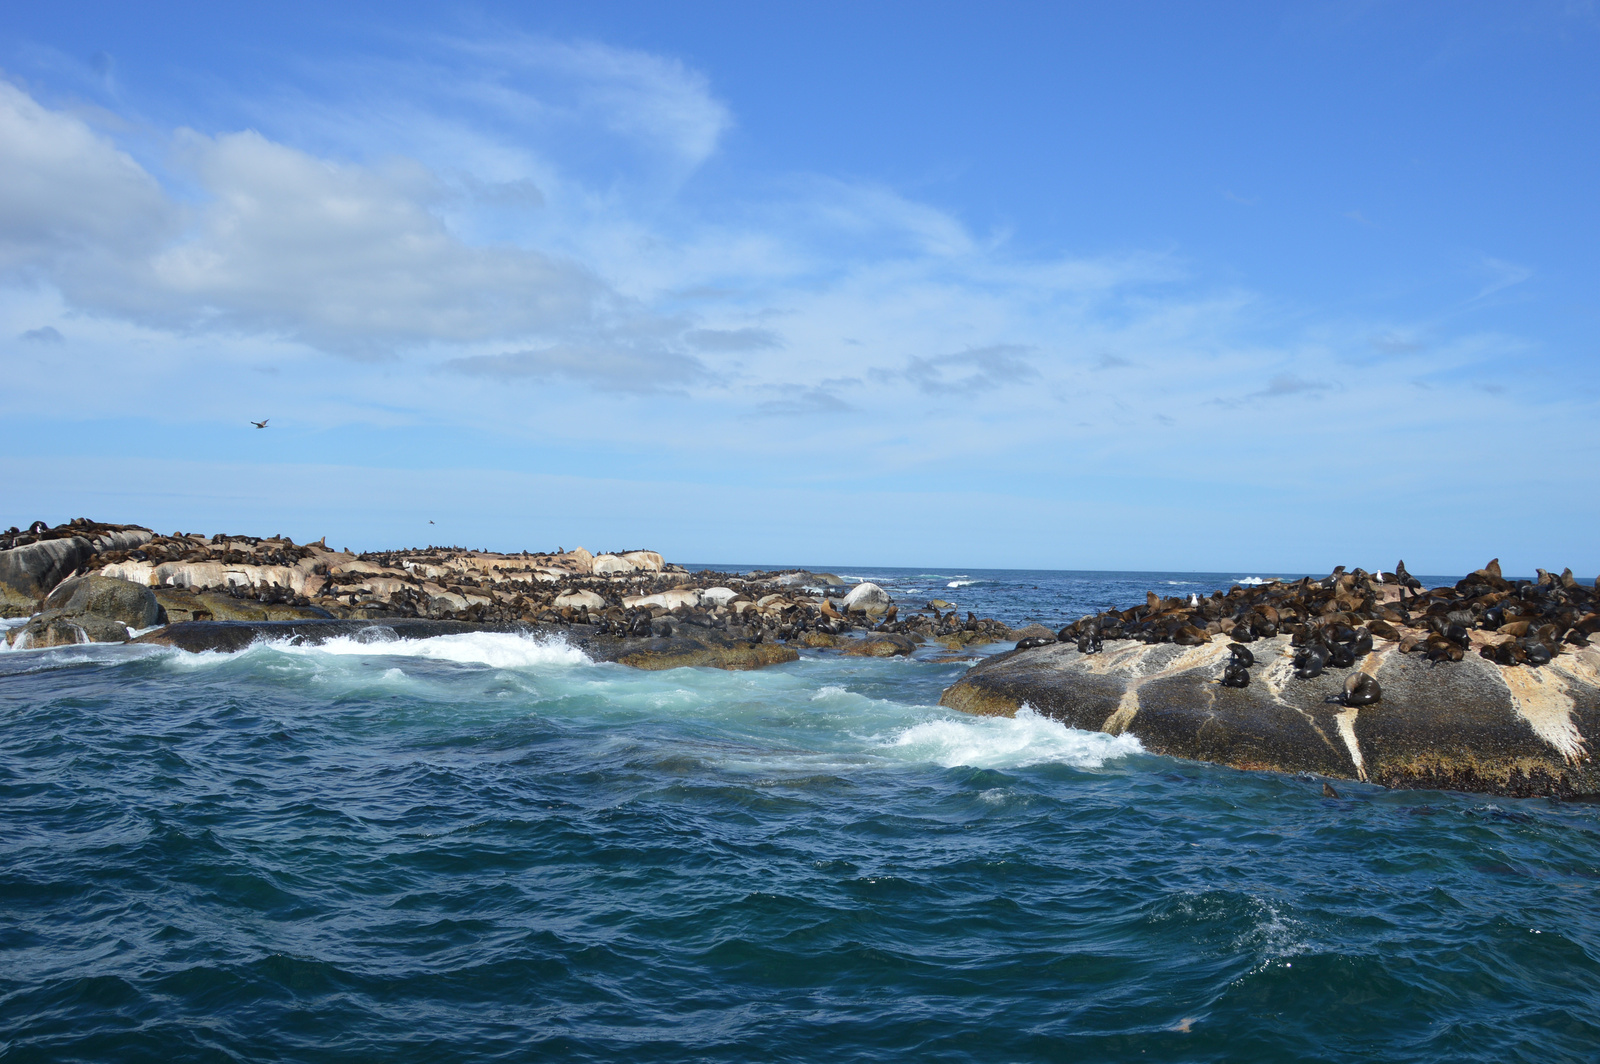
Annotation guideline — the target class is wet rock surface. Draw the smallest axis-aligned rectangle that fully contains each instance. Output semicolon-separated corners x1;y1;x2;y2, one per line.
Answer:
43;574;163;629
940;559;1600;797
134;619;799;671
943;633;1600;799
7;611;134;649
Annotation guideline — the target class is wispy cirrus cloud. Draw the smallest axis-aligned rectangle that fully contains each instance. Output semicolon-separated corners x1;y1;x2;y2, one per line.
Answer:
1475;255;1532;299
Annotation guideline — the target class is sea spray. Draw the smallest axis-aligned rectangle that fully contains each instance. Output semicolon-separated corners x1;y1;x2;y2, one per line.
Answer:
884;705;1144;770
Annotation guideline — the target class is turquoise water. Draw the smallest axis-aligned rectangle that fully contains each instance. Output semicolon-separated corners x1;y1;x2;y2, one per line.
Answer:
3;571;1599;1062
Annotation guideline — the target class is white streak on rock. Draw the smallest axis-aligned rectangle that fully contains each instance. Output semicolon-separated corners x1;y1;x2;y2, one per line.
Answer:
1335;708;1367;780
1101;688;1140;735
1501;667;1587;764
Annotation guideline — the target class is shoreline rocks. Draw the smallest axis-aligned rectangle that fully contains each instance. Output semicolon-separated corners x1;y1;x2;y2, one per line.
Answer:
941;561;1600;799
16;518;1596;799
132;619;799;671
1;518;1017;669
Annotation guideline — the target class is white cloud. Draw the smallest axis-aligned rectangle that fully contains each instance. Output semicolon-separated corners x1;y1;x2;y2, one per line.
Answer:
0;85;620;358
0;80;173;273
443;35;733;177
0;42;1589;554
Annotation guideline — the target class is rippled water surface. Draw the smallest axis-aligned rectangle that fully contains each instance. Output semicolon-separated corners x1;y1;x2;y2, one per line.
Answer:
3;570;1599;1063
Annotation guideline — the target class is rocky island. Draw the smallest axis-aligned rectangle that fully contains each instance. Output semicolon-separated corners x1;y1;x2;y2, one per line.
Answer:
943;562;1600;799
4;518;1596;799
0;518;1019;669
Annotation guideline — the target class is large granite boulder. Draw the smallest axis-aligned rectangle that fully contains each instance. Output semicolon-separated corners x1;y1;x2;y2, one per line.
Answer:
43;575;163;628
0;537;95;613
940;635;1600;799
7;610;133;648
623;589;702;611
840;582;892;616
554;589;607;611
0;525;155;616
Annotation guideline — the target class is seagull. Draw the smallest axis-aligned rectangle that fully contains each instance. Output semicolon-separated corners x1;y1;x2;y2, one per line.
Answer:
251;419;269;429
429;520;435;524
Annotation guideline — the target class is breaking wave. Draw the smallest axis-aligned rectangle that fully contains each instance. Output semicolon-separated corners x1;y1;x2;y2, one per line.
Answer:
883;707;1143;770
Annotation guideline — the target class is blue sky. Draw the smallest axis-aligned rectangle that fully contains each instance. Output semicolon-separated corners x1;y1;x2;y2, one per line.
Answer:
3;2;1597;573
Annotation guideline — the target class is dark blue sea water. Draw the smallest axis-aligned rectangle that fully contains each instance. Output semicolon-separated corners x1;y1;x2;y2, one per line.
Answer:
4;569;1599;1063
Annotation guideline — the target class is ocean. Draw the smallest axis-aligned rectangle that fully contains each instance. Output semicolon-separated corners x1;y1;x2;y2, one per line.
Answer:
3;567;1598;1063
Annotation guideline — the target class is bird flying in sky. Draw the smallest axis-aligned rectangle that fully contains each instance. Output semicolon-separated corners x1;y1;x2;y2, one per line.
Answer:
251;419;269;429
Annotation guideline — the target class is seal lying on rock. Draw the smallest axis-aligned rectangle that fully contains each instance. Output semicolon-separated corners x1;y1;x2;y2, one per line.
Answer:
1340;672;1382;707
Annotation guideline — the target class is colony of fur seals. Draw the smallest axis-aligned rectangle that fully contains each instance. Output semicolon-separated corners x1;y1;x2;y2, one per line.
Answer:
1057;558;1596;676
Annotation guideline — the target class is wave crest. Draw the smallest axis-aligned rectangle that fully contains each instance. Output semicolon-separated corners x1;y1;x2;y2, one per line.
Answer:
885;707;1142;770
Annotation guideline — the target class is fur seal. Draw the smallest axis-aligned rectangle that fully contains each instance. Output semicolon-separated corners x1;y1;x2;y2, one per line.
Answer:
1327;640;1356;669
1394;559;1423;598
1221;661;1251;688
1323;782;1340;799
1294;642;1330;679
1045;552;1594;675
1422;636;1464;663
1227;643;1255;668
1074;620;1103;654
1342;672;1381;707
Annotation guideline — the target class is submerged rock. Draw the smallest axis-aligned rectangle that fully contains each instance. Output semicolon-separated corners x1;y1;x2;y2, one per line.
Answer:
841;633;917;657
597;630;799;671
940;635;1600;799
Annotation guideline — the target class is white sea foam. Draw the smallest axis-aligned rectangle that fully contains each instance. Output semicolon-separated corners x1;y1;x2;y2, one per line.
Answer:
1236;577;1270;586
266;631;593;669
947;579;982;588
884;707;1143;770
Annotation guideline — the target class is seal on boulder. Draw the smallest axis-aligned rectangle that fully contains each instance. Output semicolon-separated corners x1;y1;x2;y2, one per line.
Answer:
1340;672;1382;707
